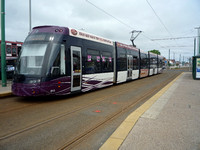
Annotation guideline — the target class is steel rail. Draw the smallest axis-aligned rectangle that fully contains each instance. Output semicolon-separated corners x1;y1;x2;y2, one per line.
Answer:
58;73;181;149
0;73;165;140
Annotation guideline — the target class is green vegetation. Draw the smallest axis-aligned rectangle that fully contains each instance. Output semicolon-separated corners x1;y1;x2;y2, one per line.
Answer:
149;49;161;55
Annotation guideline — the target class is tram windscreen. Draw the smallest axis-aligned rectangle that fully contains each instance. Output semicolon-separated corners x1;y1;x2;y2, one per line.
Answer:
18;43;47;75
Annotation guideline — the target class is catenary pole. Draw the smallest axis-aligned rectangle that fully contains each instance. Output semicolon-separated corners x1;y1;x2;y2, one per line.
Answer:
168;49;170;66
198;27;200;55
195;27;200;56
194;38;196;56
29;0;32;32
1;0;7;87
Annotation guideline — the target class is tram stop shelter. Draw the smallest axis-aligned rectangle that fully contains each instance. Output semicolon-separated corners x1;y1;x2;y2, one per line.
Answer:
192;55;200;80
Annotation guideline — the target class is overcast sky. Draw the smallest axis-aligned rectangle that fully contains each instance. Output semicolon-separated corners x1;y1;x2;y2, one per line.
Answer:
2;0;200;61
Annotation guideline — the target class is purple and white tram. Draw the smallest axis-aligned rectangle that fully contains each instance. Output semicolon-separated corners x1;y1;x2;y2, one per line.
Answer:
158;55;164;73
12;26;163;96
149;52;158;76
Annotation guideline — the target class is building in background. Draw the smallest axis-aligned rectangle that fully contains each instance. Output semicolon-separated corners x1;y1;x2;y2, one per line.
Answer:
0;40;23;79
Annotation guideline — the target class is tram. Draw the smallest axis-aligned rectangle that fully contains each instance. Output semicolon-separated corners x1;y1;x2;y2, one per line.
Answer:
149;52;158;76
12;26;164;96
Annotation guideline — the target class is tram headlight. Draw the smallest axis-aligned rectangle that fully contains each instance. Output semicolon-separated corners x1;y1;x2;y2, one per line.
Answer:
28;79;41;84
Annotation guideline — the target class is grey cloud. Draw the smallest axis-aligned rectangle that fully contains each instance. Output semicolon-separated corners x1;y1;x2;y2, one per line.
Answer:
3;0;200;60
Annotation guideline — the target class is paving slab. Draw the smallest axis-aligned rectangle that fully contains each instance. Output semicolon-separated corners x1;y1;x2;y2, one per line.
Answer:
119;72;200;150
0;80;12;97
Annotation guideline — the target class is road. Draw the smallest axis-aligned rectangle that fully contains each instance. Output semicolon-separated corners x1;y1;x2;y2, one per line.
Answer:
0;70;184;150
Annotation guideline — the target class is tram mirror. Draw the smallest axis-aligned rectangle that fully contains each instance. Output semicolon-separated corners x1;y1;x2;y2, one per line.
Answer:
51;66;60;76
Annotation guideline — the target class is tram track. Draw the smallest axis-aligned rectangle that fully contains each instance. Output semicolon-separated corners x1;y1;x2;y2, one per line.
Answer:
0;77;148;114
0;73;163;115
0;70;167;114
0;71;181;149
58;72;181;149
0;73;159;140
0;102;38;114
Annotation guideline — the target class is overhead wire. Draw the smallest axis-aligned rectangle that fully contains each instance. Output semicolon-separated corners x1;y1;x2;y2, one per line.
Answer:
145;0;180;48
85;0;193;59
146;0;174;38
85;0;195;59
85;0;168;49
85;0;134;30
151;36;198;41
139;31;170;49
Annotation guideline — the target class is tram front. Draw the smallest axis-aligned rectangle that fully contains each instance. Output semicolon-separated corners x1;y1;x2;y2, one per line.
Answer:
12;26;70;96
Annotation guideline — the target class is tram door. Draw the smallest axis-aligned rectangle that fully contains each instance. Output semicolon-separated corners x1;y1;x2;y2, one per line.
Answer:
127;55;133;80
71;46;82;92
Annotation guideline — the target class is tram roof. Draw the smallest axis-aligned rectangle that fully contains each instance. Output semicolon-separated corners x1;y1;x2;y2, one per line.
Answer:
32;26;113;46
68;27;113;46
31;26;163;58
32;26;69;35
116;42;139;52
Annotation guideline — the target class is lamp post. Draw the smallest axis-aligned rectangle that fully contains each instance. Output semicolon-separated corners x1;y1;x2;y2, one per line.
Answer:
1;0;7;87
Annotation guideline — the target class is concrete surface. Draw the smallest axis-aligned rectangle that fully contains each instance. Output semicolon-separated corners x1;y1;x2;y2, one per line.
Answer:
100;72;183;150
1;71;198;150
0;80;12;97
0;71;181;150
119;72;200;150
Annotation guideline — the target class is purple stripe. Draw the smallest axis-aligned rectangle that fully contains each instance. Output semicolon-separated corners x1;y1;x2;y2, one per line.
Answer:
82;76;113;92
12;76;71;96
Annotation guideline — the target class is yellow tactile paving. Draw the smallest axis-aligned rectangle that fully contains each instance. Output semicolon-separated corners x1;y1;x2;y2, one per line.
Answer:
100;72;184;150
111;121;135;139
100;138;123;150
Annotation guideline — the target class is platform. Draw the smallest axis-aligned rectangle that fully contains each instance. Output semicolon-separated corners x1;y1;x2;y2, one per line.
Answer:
100;72;200;150
0;80;12;97
1;72;199;149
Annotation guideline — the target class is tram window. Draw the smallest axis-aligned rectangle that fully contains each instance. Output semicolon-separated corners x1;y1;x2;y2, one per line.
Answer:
140;55;144;69
133;56;139;70
17;47;22;56
141;58;144;69
117;53;127;71
102;51;112;72
140;54;148;69
151;57;157;68
154;59;158;65
48;44;66;76
51;51;60;76
150;58;153;69
12;47;17;56
19;43;47;75
60;45;66;75
145;57;149;69
6;45;11;54
159;59;163;67
73;51;80;72
85;49;101;74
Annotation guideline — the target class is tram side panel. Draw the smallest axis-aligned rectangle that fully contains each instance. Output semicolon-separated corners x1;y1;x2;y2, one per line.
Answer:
140;51;149;78
115;42;140;84
115;44;127;84
79;38;115;92
148;52;153;76
149;52;158;75
154;54;158;75
128;47;140;80
12;25;165;97
158;55;164;73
